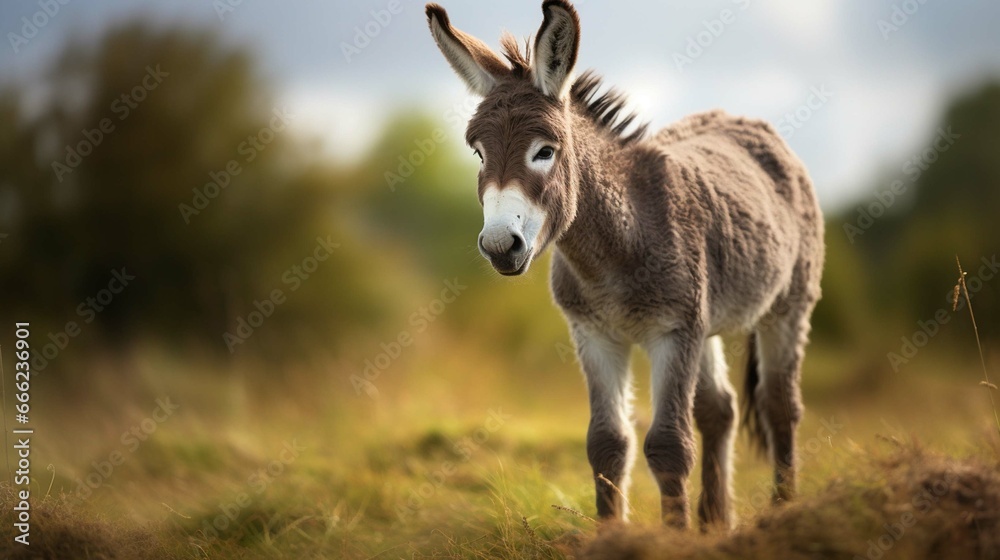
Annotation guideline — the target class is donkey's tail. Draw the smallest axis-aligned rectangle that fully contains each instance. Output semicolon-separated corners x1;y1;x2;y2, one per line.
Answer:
740;332;769;456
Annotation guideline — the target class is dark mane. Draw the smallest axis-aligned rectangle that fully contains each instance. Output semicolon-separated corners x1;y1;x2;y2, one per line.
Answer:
570;70;649;145
500;37;648;146
500;33;531;77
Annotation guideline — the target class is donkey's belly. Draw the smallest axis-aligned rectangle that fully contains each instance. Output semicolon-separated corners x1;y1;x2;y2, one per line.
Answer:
599;283;772;340
551;255;687;342
702;249;797;336
551;246;790;342
706;291;777;335
581;297;685;342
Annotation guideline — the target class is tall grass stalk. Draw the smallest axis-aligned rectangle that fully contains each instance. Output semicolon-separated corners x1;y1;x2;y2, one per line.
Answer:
955;255;1000;438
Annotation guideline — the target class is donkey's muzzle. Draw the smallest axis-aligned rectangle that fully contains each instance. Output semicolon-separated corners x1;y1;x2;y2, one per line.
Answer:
478;229;530;276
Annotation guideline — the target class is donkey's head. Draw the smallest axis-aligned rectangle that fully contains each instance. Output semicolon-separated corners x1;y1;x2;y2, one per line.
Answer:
426;1;582;276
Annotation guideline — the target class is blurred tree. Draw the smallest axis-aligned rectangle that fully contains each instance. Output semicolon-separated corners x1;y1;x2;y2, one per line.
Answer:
836;81;1000;345
3;19;996;382
0;24;389;369
359;113;485;280
897;83;1000;329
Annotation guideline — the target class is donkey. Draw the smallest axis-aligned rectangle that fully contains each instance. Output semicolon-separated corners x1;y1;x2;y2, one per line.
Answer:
426;0;824;529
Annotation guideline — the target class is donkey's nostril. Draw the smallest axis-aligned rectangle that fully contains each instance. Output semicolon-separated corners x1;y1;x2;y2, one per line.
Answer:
509;233;525;254
478;235;488;254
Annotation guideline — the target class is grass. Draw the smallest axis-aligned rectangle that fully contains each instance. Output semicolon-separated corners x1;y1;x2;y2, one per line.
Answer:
956;255;1000;437
583;443;1000;560
0;334;998;558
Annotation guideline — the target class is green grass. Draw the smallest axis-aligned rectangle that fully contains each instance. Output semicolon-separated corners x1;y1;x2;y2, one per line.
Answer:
1;343;998;559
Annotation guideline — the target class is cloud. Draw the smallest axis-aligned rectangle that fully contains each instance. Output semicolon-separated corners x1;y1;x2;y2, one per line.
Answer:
757;0;842;46
284;88;386;164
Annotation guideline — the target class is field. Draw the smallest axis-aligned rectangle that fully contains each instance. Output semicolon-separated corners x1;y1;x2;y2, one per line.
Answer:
2;2;1000;558
2;337;998;560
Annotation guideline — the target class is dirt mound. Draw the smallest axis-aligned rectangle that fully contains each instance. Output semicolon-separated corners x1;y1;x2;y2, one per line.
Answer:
581;447;1000;560
0;487;180;560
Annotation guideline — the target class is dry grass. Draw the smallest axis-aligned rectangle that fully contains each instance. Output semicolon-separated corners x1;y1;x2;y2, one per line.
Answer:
956;255;1000;438
0;288;997;559
1;443;998;560
581;444;1000;560
0;485;185;560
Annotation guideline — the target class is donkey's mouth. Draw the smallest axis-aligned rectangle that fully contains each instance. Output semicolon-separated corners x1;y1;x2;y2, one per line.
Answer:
493;251;532;276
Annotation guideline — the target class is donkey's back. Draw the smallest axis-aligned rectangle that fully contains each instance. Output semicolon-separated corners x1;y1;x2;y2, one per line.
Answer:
641;109;824;334
651;109;818;214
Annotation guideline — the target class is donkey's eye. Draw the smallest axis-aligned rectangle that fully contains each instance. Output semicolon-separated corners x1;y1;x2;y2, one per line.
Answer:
533;146;555;161
473;149;483;163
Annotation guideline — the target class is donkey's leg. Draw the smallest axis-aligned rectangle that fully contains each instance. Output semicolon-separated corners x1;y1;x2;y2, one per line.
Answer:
644;331;702;529
693;336;737;529
754;307;814;503
573;324;636;521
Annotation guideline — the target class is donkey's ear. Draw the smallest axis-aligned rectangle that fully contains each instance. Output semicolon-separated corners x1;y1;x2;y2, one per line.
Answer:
426;4;510;97
532;0;580;99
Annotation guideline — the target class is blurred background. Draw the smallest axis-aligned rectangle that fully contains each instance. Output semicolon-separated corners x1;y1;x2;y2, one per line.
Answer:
1;0;999;557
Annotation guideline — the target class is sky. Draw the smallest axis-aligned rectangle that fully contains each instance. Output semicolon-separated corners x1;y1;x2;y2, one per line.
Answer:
2;0;1000;211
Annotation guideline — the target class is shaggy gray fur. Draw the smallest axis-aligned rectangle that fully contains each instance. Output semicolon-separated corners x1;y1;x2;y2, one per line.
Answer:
427;0;824;529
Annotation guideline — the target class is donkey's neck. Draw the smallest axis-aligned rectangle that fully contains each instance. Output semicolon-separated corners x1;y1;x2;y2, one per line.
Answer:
555;113;643;282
